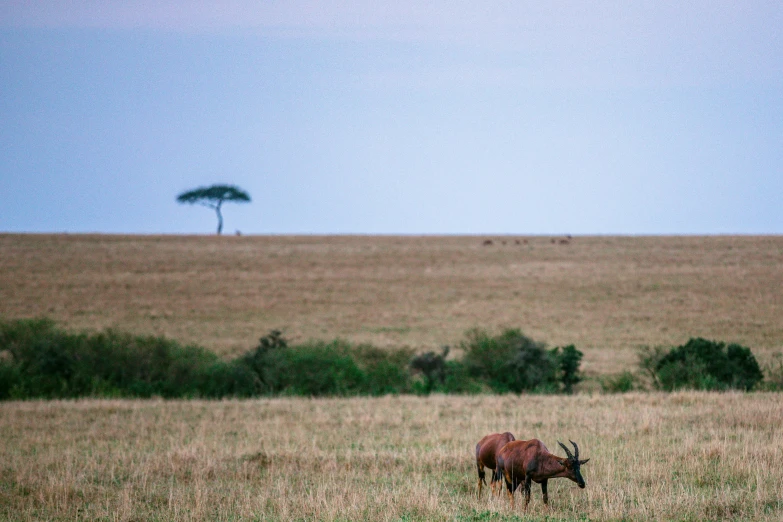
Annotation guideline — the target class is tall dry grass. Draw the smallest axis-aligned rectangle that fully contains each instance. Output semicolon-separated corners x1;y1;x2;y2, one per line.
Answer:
2;393;782;521
3;234;781;520
1;234;782;374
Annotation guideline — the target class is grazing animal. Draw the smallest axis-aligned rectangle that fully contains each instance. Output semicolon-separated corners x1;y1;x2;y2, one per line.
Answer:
475;432;515;497
496;439;589;510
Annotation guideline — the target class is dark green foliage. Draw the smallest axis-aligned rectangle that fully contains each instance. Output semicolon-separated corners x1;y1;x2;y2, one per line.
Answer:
257;329;288;351
0;357;20;399
350;343;412;396
0;317;79;398
176;184;251;205
240;331;412;396
188;360;260;398
176;184;251;235
0;318;247;399
410;346;450;393
0;319;586;399
439;360;484;394
408;346;484;394
461;328;558;393
239;330;289;393
1;322;767;398
553;344;583;394
279;342;366;396
651;338;763;391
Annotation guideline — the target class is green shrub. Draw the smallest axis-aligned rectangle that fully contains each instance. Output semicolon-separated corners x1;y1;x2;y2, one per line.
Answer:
350;344;412;395
0;317;60;350
239;330;290;394
281;341;366;396
652;338;763;391
0;357;20;399
553;344;583;394
239;332;412;396
461;328;557;393
439;360;484;394
1;318;84;398
410;346;449;394
1;319;593;399
0;318;241;399
460;328;517;392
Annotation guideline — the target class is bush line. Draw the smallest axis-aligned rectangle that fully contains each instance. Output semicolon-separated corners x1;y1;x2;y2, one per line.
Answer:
0;318;778;399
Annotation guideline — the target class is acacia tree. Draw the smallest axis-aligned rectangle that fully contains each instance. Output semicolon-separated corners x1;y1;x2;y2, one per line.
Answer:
176;184;251;235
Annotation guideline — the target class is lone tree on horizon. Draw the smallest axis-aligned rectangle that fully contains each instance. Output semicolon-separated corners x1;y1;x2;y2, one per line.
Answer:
176;184;251;235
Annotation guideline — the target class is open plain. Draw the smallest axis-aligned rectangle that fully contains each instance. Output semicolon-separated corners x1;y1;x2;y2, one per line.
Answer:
2;234;782;373
2;233;783;520
2;393;783;521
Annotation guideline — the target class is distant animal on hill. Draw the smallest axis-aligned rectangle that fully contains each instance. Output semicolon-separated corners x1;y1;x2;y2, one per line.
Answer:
496;439;589;510
475;432;515;497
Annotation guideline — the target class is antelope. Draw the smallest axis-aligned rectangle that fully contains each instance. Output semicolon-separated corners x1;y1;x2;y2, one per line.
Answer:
496;439;589;510
475;432;515;497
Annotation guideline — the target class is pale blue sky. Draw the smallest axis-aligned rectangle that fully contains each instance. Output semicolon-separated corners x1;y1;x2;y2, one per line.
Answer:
1;1;781;234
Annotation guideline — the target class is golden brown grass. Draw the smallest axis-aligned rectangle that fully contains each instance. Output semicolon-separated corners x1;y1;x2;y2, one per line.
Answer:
3;235;782;520
2;393;782;521
1;234;782;374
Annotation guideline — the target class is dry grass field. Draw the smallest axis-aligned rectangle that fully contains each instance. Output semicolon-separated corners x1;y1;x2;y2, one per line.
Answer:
1;234;782;375
2;393;783;521
2;234;783;520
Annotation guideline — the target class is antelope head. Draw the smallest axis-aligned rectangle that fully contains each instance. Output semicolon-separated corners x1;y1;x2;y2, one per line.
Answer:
558;440;590;488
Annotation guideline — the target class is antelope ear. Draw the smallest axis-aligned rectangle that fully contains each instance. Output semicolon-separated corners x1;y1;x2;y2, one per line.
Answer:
579;459;590;465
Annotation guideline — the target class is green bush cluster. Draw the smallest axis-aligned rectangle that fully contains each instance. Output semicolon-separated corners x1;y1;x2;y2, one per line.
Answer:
0;320;415;399
458;328;583;394
0;319;586;400
0;317;255;399
8;319;773;398
240;331;411;396
639;337;764;391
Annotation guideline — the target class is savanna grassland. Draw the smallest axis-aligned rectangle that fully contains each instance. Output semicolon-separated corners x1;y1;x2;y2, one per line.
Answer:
2;394;783;521
2;234;782;373
2;233;783;521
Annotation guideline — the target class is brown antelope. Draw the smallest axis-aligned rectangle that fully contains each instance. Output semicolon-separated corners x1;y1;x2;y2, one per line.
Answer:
496;439;589;510
474;432;515;497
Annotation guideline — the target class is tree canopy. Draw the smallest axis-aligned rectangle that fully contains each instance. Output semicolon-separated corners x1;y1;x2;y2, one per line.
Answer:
176;184;251;235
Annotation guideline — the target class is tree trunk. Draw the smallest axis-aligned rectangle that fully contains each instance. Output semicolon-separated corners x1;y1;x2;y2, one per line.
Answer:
215;203;223;235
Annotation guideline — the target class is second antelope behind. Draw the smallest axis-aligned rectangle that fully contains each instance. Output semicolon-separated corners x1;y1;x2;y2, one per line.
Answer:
475;432;515;497
496;438;590;510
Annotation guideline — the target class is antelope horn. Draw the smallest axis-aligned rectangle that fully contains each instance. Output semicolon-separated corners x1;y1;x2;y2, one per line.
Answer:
569;440;580;460
557;441;574;459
